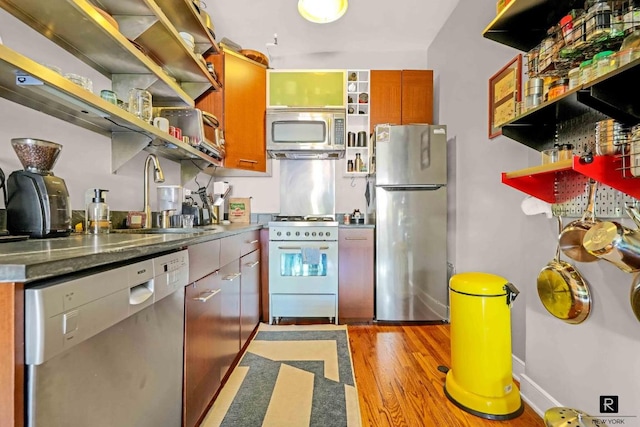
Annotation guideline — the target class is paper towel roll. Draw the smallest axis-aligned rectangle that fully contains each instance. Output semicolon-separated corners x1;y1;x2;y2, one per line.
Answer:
521;196;552;218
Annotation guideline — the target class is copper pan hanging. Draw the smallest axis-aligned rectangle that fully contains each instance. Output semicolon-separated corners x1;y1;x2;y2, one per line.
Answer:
537;216;592;324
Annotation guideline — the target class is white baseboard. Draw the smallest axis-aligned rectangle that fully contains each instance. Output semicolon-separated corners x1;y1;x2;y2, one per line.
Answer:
512;355;562;418
512;354;524;382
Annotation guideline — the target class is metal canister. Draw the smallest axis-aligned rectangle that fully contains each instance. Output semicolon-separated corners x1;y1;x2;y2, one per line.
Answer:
525;78;544;110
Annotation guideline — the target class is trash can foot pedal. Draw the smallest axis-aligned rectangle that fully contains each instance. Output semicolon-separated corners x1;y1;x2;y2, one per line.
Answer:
437;365;449;374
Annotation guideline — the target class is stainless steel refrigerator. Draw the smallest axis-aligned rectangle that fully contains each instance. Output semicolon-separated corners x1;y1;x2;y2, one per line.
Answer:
375;124;448;321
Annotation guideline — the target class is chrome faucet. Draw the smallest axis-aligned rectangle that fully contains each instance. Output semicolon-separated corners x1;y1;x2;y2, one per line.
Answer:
143;154;165;228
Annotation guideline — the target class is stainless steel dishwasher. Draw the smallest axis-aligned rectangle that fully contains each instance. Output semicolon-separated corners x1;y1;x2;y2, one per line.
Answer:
24;250;189;427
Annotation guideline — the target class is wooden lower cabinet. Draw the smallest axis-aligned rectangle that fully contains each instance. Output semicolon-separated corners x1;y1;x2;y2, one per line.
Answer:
259;229;270;323
338;228;375;323
219;260;241;378
184;272;223;427
240;249;260;349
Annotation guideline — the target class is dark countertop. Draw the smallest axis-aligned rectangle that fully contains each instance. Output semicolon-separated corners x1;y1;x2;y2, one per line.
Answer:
0;223;265;284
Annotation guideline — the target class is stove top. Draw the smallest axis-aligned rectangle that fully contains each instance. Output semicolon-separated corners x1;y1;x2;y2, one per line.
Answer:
273;215;335;222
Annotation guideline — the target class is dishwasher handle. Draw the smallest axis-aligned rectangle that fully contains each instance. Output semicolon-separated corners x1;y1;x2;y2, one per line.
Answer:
129;280;154;305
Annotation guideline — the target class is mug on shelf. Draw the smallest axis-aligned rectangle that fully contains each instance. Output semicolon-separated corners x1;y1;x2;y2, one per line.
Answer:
153;117;170;132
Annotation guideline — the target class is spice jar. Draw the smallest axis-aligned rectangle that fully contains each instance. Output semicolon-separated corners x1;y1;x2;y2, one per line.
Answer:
548;78;569;100
347;160;354;172
594;50;616;77
579;59;594;84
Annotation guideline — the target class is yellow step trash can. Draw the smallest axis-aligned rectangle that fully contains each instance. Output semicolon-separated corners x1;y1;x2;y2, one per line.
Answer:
443;272;524;420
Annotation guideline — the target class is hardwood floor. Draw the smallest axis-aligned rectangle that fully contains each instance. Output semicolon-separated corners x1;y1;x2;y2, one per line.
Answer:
347;324;544;427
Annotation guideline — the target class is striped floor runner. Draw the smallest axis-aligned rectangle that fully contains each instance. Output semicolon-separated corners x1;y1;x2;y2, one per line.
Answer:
201;323;362;427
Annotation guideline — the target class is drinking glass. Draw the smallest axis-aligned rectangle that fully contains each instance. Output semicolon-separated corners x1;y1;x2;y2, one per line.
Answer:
100;90;118;105
182;214;194;228
128;88;153;122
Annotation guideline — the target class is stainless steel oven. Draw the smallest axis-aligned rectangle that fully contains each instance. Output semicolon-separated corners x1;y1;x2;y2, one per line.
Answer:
268;219;339;324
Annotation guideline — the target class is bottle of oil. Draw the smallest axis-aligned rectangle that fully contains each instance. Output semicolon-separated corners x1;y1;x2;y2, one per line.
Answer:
86;188;110;234
354;153;363;172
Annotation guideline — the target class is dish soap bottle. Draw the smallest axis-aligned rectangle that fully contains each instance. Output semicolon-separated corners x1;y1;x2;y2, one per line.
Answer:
86;188;110;234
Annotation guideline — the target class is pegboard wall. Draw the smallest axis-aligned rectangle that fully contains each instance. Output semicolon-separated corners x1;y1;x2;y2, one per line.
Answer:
551;110;639;219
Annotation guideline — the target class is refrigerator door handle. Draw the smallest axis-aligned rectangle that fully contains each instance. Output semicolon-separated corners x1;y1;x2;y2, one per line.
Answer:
420;130;431;169
377;184;444;191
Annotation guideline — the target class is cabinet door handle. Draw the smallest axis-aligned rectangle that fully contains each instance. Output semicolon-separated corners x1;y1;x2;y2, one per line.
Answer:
239;159;258;164
245;261;260;268
248;239;259;244
223;272;242;281
194;289;221;302
345;237;368;241
277;246;330;250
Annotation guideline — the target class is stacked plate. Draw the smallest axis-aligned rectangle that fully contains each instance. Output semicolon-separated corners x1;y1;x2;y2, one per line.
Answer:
180;32;195;52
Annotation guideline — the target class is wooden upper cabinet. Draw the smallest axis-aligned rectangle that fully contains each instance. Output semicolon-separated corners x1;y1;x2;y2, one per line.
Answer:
196;50;267;172
370;69;433;133
401;70;433;125
370;70;402;132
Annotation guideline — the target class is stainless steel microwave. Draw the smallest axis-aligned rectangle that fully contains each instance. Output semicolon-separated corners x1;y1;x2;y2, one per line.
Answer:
266;107;346;159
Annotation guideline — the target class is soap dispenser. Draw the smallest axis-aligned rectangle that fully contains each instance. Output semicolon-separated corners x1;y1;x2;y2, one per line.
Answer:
86;188;110;234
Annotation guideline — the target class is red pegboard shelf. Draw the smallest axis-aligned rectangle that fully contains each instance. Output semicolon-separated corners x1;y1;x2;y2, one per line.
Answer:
501;156;640;203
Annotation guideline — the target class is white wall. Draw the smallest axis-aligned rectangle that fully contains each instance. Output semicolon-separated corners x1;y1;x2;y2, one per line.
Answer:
428;0;640;418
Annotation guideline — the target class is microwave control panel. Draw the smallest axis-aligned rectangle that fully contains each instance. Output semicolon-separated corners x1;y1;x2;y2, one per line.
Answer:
335;118;345;146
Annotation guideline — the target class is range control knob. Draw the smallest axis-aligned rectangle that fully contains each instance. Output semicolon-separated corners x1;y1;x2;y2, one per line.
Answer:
305;232;310;237
326;232;331;237
319;232;324;236
276;231;282;236
312;232;317;236
295;231;300;236
286;231;291;236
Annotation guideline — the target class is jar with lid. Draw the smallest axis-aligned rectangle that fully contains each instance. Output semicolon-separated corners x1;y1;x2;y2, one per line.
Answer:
525;78;544;109
548;78;569;100
593;50;616;77
585;0;612;41
579;59;593;84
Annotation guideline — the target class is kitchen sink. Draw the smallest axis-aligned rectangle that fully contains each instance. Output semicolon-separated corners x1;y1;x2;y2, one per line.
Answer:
112;226;224;235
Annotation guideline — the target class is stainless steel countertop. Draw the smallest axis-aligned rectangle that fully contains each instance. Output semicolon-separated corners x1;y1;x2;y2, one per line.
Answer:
0;223;265;284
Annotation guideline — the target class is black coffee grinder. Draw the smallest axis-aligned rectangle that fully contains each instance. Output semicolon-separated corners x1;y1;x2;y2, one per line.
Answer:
6;138;71;238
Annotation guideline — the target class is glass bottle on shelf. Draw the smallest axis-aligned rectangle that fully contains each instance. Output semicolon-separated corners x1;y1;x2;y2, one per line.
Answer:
347;160;354;172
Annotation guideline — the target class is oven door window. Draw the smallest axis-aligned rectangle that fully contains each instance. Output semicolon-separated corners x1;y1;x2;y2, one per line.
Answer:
279;251;327;277
272;120;327;143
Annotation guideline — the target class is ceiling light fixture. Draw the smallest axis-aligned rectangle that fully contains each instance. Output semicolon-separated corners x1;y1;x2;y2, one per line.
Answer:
298;0;348;24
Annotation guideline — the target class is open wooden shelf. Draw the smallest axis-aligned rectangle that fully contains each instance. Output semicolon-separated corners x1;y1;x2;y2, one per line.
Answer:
502;156;640;203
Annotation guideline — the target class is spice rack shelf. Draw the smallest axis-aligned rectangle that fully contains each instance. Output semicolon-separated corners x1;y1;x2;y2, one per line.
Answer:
502;155;640;203
345;70;371;176
482;0;584;51
502;56;640;149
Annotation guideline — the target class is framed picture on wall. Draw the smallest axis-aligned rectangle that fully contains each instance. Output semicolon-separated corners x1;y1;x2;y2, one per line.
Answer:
488;54;522;139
